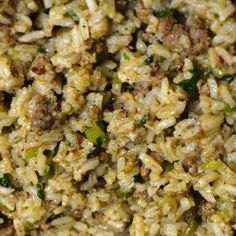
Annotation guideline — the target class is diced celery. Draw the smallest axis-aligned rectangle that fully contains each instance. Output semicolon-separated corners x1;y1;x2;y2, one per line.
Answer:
85;124;106;144
115;188;133;198
25;148;38;158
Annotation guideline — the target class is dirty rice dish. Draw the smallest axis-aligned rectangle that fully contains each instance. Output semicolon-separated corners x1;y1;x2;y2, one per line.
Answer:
0;0;236;235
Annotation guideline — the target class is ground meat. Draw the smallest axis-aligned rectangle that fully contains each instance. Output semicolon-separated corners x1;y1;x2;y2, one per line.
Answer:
88;105;99;122
158;16;189;51
187;16;209;55
184;145;202;168
115;0;129;13
0;225;15;236
31;55;53;75
0;25;11;43
198;202;215;220
135;2;152;24
79;51;96;67
31;96;57;133
170;57;184;71
197;80;210;96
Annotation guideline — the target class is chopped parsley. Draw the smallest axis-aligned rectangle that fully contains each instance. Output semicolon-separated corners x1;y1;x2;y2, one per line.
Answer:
37;47;46;53
177;69;204;96
0;175;10;187
155;7;173;18
225;103;234;113
163;161;174;171
123;52;130;60
115;188;133;198
133;174;145;183
36;184;45;199
97;119;108;132
67;9;77;18
140;115;147;125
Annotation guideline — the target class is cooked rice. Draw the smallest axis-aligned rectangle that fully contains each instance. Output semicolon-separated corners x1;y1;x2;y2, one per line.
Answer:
0;0;236;235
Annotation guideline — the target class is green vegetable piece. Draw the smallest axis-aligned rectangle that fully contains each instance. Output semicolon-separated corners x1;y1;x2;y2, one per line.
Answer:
133;174;145;183
85;123;106;144
177;69;204;96
155;7;173;18
184;219;198;236
25;148;38;158
225;103;233;113
123;52;130;60
67;9;77;18
97;119;108;132
163;161;174;171
37;189;45;199
140;115;147;125
37;47;45;53
202;159;223;171
0;175;10;187
113;72;121;83
115;188;132;198
36;183;45;199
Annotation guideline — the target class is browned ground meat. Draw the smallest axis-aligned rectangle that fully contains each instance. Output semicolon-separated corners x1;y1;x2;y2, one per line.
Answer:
31;96;57;133
158;16;189;51
0;225;15;236
88;105;99;122
31;55;53;75
0;25;11;43
187;16;209;54
115;0;129;12
198;202;215;220
135;2;152;24
197;80;210;97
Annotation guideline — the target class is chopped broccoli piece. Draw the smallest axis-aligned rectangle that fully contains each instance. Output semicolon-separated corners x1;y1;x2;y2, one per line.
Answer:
0;175;10;187
155;7;173;18
133;174;145;183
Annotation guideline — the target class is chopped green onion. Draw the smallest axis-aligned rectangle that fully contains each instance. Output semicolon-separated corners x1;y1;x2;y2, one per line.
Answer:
25;148;38;158
123;52;130;60
85;123;106;144
202;159;223;171
36;183;45;199
177;69;204;96
115;188;133;198
155;7;173;18
139;115;147;125
184;219;198;236
133;174;145;183
163;161;174;171
0;175;10;187
225;103;233;113
67;9;77;18
97;119;108;132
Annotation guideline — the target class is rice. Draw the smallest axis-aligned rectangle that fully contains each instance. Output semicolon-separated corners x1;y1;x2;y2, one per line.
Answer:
0;0;236;235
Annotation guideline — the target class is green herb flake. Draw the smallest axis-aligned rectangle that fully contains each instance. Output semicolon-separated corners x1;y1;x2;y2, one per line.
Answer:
115;188;133;198
225;103;234;113
97;119;108;132
177;69;204;96
36;183;45;199
155;7;173;18
25;148;38;159
0;175;10;188
37;47;46;53
163;161;174;171
67;9;77;18
133;174;145;183
123;52;130;60
140;115;147;125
